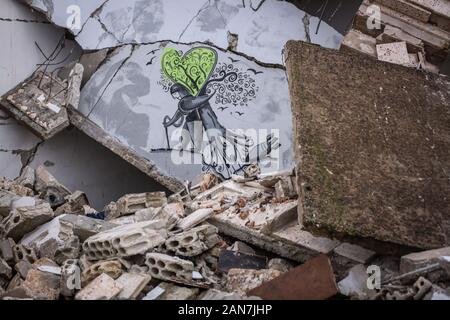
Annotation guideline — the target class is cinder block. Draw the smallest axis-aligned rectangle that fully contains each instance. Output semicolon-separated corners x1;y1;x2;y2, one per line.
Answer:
1;202;54;241
60;259;79;297
35;166;71;208
115;273;151;300
60;214;116;242
145;252;194;282
13;244;38;264
161;224;219;257
82;260;123;286
176;208;214;230
116;192;167;217
82;220;167;260
0;190;19;218
0;238;15;263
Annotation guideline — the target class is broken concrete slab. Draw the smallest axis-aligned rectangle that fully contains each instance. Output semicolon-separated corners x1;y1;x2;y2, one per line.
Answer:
285;40;450;250
75;273;123;300
35;166;71;208
376;41;412;65
59;214;116;242
114;192;167;218
0;190;19;217
115;272;151;300
400;247;450;273
0;71;70;140
331;242;377;280
176;208;214;231
0;258;12;279
54;191;90;216
248;255;338;300
1;202;54;242
83;220;167;260
22;260;61;300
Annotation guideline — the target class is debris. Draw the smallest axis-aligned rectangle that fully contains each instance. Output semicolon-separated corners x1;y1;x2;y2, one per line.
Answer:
225;268;282;296
81;260;123;285
267;258;294;273
143;282;199;300
400;247;450;273
115;273;151;300
35;166;71;208
228;241;256;255
75;273;123;300
338;264;377;300
1;203;54;241
145;252;194;282
218;250;268;273
176;208;214;230
22;259;61;300
248;255;338;300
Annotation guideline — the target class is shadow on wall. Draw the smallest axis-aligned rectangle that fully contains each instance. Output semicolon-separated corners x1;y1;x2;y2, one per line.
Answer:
30;127;169;210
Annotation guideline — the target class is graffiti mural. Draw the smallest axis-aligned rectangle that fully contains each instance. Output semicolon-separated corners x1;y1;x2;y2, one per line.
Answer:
155;46;280;179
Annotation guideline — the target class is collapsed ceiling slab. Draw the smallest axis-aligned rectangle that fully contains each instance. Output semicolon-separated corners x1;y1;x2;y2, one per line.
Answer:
285;40;450;250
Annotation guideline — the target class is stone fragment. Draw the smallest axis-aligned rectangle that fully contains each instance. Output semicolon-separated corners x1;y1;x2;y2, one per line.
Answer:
145;253;194;282
267;258;294;273
0;238;15;263
52;236;81;265
400;247;450;273
115;273;151;300
15;166;35;189
1;202;54;241
14;260;32;279
83;220;167;260
162;224;219;257
60;259;80;297
158;202;185;228
199;174;219;192
176;208;214;230
13;244;38;264
225;268;282;296
218;250;267;273
200;289;249;300
0;258;12;279
22;263;60;300
82;260;123;286
75;273;123;300
249;255;338;300
115;192;167;217
60;214;116;242
35;166;71;208
285;40;450;249
143;282;199;300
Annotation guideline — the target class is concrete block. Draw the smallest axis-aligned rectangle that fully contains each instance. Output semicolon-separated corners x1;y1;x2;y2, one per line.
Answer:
13;244;38;264
60;259;79;297
60;214;116;242
54;191;90;216
115;273;151;300
1;202;54;241
377;25;424;53
161;224;219;257
176;208;214;230
285;40;450;249
225;268;282;296
75;273;123;300
143;282;199;300
342;29;378;57
116;192;167;217
10;197;37;210
400;247;450;273
413;276;433;299
145;252;194;282
82;260;123;286
83;220;167;260
158;202;185;228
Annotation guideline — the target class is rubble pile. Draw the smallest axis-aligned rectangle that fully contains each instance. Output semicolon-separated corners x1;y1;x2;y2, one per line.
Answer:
0;165;449;300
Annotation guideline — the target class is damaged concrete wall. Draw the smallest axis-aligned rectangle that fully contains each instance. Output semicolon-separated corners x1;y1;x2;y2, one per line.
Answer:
15;0;361;187
0;0;165;209
285;41;450;250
